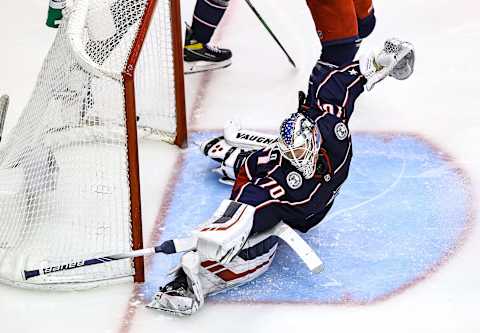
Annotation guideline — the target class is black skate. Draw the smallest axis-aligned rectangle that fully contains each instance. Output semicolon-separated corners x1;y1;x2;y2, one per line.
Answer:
184;26;232;74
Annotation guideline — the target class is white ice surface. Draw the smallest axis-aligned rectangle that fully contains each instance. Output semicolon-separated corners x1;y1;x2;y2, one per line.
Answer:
1;0;479;332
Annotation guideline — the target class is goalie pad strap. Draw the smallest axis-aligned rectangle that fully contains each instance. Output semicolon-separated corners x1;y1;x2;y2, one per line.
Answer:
181;252;205;308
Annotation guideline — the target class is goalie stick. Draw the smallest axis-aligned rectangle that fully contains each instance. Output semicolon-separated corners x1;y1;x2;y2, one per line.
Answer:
23;221;322;280
271;222;323;273
244;0;296;68
23;237;197;280
0;95;9;143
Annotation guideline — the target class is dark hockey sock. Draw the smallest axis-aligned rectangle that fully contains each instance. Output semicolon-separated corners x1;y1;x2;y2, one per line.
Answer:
354;11;376;58
358;9;376;39
320;40;358;66
319;9;376;67
191;0;229;44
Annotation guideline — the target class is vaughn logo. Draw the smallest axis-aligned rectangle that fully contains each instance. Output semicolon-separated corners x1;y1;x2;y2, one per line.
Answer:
236;132;277;145
43;261;85;274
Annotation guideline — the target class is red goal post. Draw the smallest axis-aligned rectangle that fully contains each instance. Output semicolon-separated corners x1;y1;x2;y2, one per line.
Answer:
123;0;187;283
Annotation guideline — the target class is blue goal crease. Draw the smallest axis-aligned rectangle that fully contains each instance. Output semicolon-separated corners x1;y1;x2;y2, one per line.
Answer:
141;131;472;304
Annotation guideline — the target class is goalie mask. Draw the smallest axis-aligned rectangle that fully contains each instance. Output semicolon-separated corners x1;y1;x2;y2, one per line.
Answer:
278;113;321;179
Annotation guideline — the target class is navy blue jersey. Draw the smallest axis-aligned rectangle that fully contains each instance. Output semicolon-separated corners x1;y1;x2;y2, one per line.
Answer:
306;61;366;124
231;62;366;234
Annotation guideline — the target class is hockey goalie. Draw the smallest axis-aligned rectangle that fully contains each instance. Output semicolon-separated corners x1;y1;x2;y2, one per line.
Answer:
147;38;415;316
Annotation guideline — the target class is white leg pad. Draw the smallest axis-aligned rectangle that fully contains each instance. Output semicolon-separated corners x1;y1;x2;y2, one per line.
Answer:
224;120;277;150
196;200;255;264
181;252;205;309
197;231;278;295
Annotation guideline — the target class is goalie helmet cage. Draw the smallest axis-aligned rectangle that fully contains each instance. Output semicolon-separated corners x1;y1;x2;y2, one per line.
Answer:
0;0;186;289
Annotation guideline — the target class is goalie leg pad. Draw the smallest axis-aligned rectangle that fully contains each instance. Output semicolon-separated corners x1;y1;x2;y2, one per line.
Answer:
223;120;278;150
181;251;205;309
196;200;255;264
199;233;278;294
149;234;278;315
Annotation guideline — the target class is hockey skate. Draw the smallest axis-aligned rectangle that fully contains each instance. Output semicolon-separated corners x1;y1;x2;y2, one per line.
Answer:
184;26;232;74
147;271;201;316
360;38;415;90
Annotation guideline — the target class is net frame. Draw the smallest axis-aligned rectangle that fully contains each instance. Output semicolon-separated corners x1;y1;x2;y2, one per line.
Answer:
122;0;186;283
0;0;186;288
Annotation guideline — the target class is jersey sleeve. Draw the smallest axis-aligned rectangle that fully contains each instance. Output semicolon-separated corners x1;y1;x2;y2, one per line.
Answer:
230;149;279;206
229;169;284;234
306;61;367;123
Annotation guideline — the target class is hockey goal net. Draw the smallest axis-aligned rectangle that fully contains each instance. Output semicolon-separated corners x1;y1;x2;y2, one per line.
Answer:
0;0;186;289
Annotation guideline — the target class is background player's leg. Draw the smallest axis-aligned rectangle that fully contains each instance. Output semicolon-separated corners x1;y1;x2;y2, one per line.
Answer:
185;0;232;73
306;0;358;66
191;0;229;44
354;0;376;42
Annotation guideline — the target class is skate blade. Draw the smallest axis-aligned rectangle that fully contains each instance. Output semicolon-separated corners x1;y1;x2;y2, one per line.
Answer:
146;298;192;317
218;176;234;186
184;59;232;74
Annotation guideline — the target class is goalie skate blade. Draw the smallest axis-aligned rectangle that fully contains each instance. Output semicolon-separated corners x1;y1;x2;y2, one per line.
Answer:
146;298;193;317
311;262;324;274
218;176;235;186
184;59;232;74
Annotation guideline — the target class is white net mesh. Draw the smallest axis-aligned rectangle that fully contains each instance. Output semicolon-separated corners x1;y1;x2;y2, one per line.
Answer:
0;0;180;289
135;0;178;141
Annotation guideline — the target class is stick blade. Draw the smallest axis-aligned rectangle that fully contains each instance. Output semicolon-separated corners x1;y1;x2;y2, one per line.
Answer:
308;256;324;274
273;222;324;274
